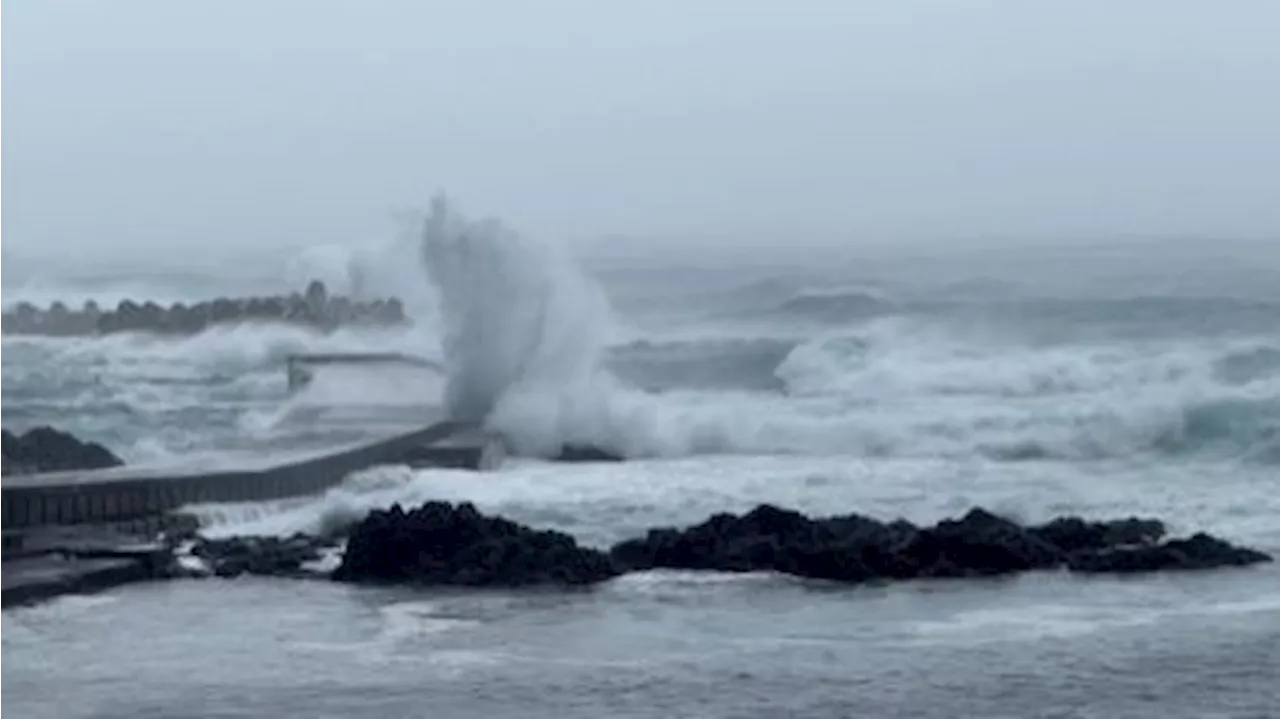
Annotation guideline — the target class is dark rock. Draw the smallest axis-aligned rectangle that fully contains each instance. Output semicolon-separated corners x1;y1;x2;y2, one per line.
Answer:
608;504;1271;584
1067;533;1273;573
1029;516;1165;553
333;501;620;586
609;504;911;581
192;533;333;579
896;508;1064;578
1;426;124;475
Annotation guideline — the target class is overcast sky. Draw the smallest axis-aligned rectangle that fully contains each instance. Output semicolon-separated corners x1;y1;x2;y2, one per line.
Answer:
4;0;1279;265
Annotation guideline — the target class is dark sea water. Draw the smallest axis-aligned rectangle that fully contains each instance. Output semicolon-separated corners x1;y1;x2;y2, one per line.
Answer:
3;222;1279;718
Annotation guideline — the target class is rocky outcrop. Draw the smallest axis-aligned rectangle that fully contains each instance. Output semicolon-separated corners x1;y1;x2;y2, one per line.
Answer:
1;426;124;476
608;504;1272;581
5;501;1269;607
1;280;408;337
333;501;621;586
1065;533;1272;573
184;534;338;579
331;500;1269;591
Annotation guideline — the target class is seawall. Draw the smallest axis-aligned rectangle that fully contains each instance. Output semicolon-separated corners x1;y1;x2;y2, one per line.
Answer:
1;421;503;532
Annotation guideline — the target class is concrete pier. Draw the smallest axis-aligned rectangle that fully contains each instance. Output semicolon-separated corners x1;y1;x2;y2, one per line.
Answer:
1;421;503;531
1;421;506;607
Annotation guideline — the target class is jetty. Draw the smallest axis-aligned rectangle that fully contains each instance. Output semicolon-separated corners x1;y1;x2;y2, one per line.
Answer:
1;421;504;607
1;421;502;532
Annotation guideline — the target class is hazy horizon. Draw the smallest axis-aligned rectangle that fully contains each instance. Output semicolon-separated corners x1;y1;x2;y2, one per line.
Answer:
4;0;1280;272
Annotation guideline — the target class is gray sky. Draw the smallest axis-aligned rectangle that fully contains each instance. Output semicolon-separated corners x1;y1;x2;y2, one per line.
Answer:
4;0;1279;266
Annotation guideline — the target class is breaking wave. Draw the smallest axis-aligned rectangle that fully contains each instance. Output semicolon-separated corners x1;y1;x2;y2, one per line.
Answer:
403;198;1280;464
770;288;892;323
6;197;1277;467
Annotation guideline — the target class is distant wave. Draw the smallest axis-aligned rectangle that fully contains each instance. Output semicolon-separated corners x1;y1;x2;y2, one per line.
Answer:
605;338;795;392
7;199;1278;468
703;287;893;325
1213;345;1280;385
772;289;892;322
773;326;1280;464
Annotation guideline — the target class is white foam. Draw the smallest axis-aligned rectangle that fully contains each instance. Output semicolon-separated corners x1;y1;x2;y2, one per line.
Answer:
300;546;344;575
907;603;1151;644
184;451;1279;557
176;555;213;576
403;199;1280;462
377;600;481;640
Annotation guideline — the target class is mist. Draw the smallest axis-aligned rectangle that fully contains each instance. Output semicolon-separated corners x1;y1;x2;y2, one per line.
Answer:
4;0;1280;276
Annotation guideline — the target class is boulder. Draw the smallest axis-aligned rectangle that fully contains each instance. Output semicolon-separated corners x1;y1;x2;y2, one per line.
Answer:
333;501;620;587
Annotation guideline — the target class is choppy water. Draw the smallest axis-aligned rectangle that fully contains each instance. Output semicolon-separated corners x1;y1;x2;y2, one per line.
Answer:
3;215;1280;717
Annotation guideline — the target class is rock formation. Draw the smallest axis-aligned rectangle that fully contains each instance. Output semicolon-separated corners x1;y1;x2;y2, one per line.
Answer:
333;501;621;586
609;504;1271;581
327;501;1270;590
1;280;409;337
185;534;337;579
5;501;1269;607
1;426;124;476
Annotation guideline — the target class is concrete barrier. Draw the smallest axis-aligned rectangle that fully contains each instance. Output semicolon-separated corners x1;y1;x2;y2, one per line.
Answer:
1;421;494;531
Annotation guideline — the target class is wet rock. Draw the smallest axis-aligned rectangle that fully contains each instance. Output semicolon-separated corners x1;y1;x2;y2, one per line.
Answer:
608;504;1272;583
334;501;620;586
1029;516;1166;553
610;504;915;581
1067;533;1272;573
191;534;334;579
895;508;1064;578
1;426;124;475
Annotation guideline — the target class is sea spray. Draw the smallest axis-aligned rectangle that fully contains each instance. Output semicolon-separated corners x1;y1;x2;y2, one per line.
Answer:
418;196;617;450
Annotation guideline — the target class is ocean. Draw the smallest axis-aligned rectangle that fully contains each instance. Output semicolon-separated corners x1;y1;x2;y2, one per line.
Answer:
3;212;1279;718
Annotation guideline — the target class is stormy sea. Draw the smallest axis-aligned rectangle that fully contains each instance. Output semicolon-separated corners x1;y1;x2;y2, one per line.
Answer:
3;203;1279;718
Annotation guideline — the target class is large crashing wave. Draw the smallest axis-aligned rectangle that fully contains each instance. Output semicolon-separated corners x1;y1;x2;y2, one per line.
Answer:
292;197;1279;465
418;196;630;453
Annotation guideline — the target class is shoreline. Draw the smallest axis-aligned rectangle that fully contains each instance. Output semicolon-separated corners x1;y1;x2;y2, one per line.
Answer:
5;501;1272;610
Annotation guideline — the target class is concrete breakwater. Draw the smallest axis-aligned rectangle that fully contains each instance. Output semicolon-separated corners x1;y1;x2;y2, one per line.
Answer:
2;280;407;337
1;422;506;607
0;421;502;532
